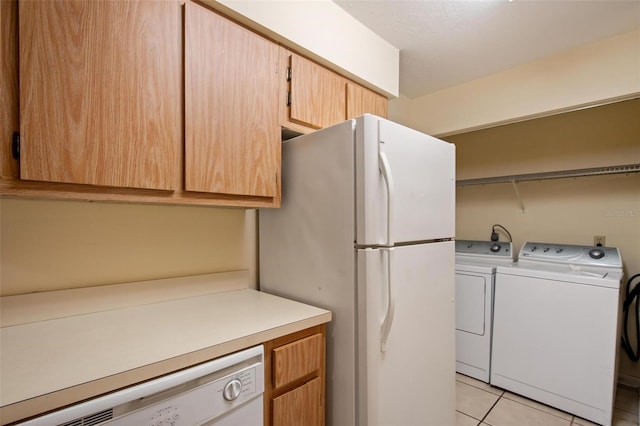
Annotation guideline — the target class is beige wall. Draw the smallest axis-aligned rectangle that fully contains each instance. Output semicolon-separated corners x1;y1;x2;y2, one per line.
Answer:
0;198;256;296
391;29;640;136
452;98;640;180
387;94;412;128
447;100;640;379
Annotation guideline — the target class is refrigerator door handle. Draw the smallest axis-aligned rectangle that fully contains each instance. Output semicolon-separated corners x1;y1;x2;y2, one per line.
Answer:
378;150;394;247
380;247;395;352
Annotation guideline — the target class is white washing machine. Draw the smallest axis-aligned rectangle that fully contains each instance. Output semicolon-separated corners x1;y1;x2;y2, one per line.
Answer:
491;241;623;426
455;239;515;382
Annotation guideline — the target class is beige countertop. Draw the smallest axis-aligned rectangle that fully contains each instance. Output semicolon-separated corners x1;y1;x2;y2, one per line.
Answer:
0;272;331;424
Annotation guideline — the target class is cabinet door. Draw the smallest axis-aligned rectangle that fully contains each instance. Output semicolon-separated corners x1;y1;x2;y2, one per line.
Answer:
18;0;181;190
288;54;346;130
273;333;323;389
347;82;388;119
272;377;323;426
1;0;18;180
185;2;279;198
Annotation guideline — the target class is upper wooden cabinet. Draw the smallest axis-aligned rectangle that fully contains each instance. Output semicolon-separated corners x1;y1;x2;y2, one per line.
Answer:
3;0;281;207
280;49;388;135
18;0;181;190
185;1;280;198
285;52;346;130
0;0;19;181
346;82;388;120
2;0;384;207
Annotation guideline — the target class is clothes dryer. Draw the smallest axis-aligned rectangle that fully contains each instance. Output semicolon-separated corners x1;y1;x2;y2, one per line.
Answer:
455;240;514;382
491;242;623;426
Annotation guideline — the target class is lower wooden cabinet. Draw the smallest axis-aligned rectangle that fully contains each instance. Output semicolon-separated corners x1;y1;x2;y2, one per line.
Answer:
264;325;326;426
272;377;322;426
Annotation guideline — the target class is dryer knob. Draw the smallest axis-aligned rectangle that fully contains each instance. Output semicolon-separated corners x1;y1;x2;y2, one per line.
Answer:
589;248;605;259
490;243;501;253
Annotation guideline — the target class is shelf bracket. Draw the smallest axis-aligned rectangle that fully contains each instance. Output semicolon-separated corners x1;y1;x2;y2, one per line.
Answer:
511;180;525;213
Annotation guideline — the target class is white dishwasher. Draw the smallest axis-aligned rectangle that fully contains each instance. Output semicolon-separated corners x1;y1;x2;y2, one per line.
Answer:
18;345;264;426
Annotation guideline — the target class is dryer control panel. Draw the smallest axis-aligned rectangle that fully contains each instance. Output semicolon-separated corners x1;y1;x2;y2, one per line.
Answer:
519;241;622;268
455;240;514;261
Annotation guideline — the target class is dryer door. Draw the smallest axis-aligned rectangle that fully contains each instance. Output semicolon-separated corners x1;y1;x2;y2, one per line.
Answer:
455;270;493;383
455;272;488;335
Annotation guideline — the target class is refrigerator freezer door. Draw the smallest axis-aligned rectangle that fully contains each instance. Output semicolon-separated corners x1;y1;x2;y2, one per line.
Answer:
355;115;455;246
357;241;455;426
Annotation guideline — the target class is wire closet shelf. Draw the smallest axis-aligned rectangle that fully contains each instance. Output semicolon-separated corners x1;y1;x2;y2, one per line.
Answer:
456;163;640;187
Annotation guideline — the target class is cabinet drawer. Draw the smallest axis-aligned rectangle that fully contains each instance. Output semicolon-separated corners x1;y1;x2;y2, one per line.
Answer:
272;377;322;426
273;333;323;388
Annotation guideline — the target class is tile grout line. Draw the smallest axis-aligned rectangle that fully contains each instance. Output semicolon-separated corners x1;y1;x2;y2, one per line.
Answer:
458;376;640;426
456;409;484;424
486;390;580;425
502;394;576;423
478;391;504;425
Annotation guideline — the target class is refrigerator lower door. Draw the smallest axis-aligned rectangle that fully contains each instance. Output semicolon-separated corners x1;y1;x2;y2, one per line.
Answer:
357;241;455;426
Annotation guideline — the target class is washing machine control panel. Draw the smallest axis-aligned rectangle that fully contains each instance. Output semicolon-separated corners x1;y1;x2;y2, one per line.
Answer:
519;241;622;268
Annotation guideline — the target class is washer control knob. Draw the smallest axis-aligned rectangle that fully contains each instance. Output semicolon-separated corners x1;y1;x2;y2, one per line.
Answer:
589;248;605;259
490;243;501;253
223;378;242;401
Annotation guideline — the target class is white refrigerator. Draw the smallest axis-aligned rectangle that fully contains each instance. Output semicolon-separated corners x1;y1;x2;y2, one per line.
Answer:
259;114;455;426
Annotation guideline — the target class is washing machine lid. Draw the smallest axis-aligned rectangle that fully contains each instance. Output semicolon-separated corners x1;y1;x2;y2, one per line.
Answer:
455;240;515;264
495;262;623;289
518;241;622;269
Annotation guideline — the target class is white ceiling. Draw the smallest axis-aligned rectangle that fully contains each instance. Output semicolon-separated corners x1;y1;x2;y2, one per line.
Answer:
333;0;640;99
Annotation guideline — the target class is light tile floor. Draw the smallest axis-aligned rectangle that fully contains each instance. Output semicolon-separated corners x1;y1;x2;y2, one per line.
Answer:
456;373;640;426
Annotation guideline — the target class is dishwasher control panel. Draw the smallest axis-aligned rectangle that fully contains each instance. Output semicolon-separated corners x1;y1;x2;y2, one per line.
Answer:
134;367;259;426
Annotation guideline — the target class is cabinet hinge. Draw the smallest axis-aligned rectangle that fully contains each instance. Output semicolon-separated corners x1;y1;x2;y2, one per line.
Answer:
12;132;20;160
286;67;292;82
287;92;292;107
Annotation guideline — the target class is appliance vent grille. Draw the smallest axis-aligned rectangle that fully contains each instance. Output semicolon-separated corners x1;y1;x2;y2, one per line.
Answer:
59;421;82;426
58;408;113;426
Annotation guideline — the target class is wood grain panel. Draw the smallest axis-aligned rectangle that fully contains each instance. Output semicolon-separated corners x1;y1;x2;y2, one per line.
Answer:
347;82;388;119
273;333;323;389
18;0;181;190
263;325;326;426
185;1;279;198
0;0;19;179
0;178;281;208
289;54;346;129
272;377;323;426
